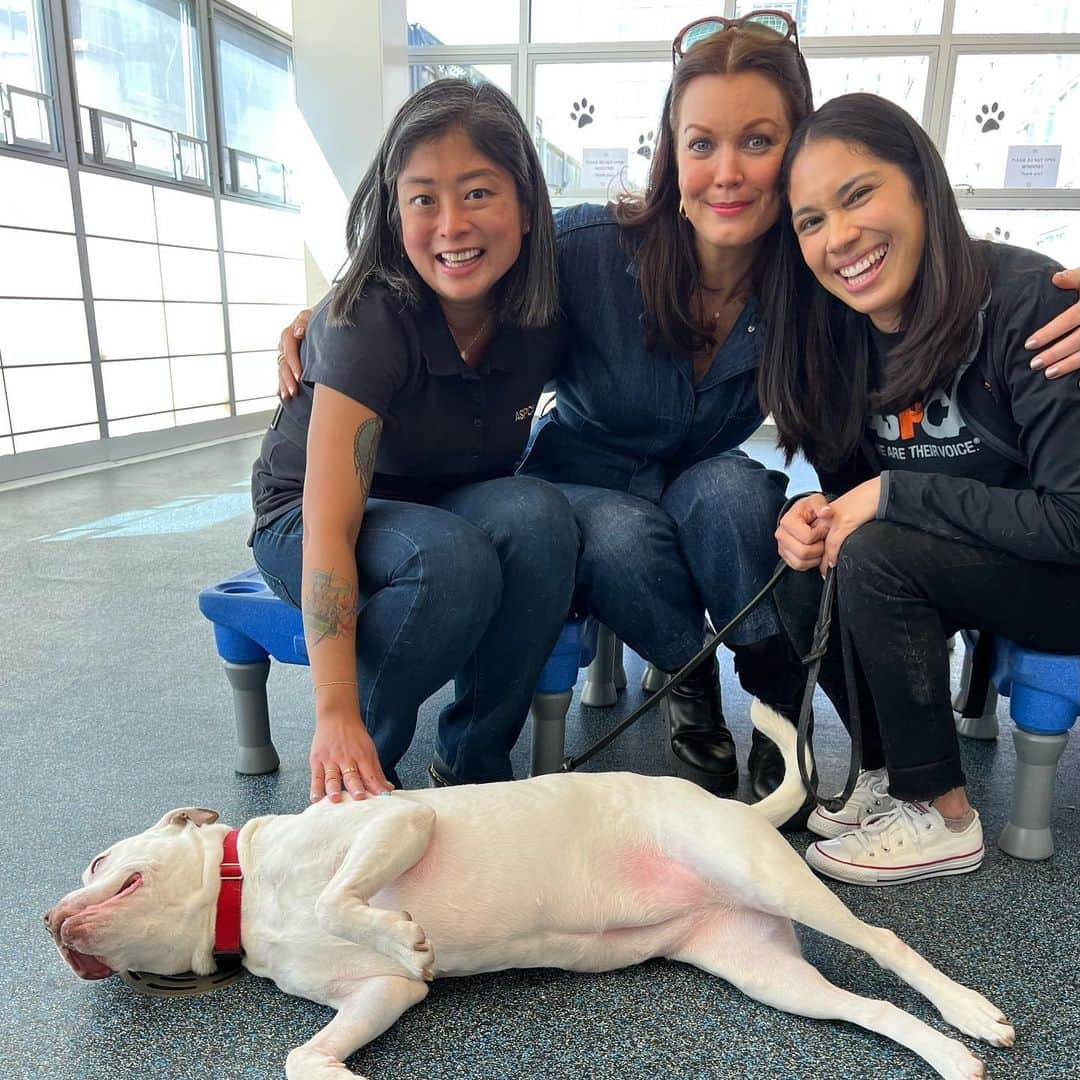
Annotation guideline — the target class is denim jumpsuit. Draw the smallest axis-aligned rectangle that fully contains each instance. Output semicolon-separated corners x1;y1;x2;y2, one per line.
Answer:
518;203;788;671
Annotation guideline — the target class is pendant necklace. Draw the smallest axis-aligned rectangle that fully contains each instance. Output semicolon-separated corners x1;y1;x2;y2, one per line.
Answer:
452;313;492;362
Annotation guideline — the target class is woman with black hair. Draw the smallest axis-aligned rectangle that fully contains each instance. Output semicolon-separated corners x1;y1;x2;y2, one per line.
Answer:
250;79;578;801
760;92;1080;885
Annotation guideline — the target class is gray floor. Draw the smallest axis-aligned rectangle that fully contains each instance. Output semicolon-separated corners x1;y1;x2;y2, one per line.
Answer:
1;433;1077;1080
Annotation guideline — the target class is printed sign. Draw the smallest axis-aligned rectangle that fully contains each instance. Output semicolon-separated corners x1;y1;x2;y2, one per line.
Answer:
1004;145;1062;189
581;147;628;191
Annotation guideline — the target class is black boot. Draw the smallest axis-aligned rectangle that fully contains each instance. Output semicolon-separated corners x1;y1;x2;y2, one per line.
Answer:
661;654;738;794
733;632;816;829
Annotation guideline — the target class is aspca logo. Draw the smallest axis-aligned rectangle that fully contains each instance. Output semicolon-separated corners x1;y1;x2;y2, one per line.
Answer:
514;404;535;422
871;386;963;442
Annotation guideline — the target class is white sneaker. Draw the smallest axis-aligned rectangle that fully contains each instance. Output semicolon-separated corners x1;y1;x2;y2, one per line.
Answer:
805;801;984;886
806;768;898;839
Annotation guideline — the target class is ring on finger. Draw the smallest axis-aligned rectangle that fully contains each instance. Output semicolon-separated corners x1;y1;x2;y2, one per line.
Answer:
342;767;359;776
324;773;341;784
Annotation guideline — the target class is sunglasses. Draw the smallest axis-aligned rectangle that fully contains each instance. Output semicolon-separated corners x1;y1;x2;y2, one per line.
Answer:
671;10;800;65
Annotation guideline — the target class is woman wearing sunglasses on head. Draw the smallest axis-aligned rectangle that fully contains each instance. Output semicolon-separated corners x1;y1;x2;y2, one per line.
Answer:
760;93;1080;886
278;14;1080;814
252;80;578;802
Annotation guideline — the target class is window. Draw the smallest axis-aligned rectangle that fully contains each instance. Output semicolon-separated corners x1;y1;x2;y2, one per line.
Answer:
0;0;57;149
69;0;208;183
221;0;291;35
409;61;512;96
214;14;296;204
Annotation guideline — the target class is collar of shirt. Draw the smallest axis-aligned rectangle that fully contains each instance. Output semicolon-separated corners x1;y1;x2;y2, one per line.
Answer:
414;284;516;376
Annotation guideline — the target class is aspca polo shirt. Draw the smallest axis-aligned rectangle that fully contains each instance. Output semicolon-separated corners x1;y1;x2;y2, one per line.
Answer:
251;282;557;533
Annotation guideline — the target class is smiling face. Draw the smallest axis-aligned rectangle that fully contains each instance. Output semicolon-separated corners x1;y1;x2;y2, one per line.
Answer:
788;137;927;331
674;71;792;271
397;127;529;321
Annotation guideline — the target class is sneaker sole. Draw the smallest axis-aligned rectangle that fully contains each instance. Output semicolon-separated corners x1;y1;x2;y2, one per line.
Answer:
805;843;985;886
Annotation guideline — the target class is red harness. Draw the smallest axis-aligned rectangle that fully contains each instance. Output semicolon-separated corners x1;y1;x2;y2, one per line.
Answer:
214;828;243;957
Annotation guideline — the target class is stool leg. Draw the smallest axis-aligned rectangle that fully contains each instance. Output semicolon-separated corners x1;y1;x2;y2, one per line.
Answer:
641;663;668;693
998;728;1069;861
612;639;627;691
581;625;619;707
223;660;281;775
529;690;571;775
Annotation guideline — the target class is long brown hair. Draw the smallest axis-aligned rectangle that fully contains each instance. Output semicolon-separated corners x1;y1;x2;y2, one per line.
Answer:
758;93;989;471
329;79;558;330
614;24;813;354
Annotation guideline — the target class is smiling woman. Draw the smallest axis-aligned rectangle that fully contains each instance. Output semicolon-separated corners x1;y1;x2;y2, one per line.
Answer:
247;79;577;801
760;93;1080;888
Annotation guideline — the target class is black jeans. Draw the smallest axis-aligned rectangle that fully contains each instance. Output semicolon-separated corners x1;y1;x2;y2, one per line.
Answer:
774;520;1080;802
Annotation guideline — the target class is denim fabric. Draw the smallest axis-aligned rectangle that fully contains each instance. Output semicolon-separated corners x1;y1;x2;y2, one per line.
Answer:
251;476;578;786
775;520;1080;801
518;204;785;663
558;452;788;668
521;204;765;502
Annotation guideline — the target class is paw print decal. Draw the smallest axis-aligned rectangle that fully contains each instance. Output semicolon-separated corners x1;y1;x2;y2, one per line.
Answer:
636;131;654;160
994;226;1011;242
571;98;595;129
976;103;1005;133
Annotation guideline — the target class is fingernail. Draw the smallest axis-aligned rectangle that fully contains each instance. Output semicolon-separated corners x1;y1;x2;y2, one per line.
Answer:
1025;336;1038;349
295;326;305;338
1030;357;1045;370
1046;365;1061;379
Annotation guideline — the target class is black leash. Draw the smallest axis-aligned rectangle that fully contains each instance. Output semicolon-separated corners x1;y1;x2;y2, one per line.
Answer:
561;561;864;816
794;567;863;814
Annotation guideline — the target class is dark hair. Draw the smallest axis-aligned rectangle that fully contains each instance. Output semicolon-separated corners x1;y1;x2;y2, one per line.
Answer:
614;24;814;354
759;92;989;470
329;79;558;329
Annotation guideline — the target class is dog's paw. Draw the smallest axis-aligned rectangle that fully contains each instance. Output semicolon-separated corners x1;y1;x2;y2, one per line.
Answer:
373;909;435;981
927;1037;986;1080
938;985;1015;1047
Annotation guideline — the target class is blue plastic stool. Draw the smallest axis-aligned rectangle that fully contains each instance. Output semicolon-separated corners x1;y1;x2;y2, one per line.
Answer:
990;641;1080;860
199;569;607;777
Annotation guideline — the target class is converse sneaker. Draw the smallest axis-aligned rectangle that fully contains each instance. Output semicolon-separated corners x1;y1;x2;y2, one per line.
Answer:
805;801;984;886
807;768;898;840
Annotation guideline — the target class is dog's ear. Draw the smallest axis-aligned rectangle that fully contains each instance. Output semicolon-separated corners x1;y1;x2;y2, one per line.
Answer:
155;808;220;829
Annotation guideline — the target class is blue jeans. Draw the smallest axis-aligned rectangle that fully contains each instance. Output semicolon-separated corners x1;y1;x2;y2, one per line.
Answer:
252;476;578;786
557;451;788;671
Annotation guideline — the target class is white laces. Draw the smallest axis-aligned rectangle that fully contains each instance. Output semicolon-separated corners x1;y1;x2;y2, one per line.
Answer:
854;768;890;797
848;801;936;857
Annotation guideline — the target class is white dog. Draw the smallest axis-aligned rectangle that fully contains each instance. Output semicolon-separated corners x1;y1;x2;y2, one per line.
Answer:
46;703;1012;1080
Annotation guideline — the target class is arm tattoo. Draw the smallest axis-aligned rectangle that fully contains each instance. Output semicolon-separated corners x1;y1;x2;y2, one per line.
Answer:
303;568;358;645
353;416;383;496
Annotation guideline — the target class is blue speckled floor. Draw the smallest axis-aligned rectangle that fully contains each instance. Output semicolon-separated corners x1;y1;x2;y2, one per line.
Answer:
1;434;1077;1079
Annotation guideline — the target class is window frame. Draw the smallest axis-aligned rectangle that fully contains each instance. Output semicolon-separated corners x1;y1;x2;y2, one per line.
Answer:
209;3;297;208
0;0;62;157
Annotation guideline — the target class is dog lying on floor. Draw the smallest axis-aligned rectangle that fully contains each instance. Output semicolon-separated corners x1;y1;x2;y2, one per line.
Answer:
46;702;1012;1080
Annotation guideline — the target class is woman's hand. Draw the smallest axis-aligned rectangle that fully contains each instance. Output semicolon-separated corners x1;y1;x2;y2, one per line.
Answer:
816;477;882;570
1028;268;1080;380
278;308;313;399
309;701;394;804
776;493;829;571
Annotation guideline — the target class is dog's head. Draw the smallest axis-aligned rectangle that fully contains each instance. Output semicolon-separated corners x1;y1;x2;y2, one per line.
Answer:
45;808;228;981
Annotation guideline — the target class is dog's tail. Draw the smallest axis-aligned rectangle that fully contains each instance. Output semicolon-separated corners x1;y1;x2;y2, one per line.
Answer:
746;699;811;829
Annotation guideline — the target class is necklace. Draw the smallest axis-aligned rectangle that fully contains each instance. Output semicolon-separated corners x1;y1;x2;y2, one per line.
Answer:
450;313;492;362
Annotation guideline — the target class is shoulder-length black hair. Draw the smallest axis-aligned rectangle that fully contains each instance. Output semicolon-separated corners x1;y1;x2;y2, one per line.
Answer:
328;79;558;329
759;92;988;470
614;24;814;355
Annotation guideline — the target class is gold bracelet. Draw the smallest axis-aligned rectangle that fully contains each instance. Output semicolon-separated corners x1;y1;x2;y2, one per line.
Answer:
313;680;359;692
